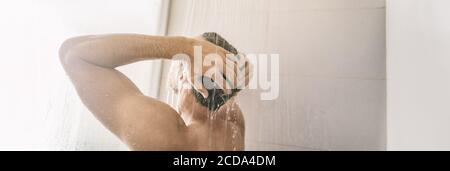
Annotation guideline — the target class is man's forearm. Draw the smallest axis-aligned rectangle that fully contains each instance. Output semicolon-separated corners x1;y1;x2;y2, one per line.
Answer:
59;34;191;68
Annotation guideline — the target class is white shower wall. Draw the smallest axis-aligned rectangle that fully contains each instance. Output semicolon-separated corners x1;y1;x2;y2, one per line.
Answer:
166;0;386;150
387;0;450;150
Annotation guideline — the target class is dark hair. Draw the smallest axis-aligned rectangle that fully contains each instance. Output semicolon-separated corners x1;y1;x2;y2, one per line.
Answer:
192;32;241;111
202;32;239;55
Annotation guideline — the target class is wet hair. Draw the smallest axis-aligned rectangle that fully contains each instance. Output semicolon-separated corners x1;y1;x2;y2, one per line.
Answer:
192;32;242;111
202;32;239;55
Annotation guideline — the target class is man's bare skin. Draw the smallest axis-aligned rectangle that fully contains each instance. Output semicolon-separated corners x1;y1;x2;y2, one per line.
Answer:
59;34;250;151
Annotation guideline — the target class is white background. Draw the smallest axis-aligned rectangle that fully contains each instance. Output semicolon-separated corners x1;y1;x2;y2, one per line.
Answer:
387;0;450;150
0;0;162;150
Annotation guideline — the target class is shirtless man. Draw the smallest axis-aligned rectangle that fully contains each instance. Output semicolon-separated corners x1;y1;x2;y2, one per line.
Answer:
59;34;251;151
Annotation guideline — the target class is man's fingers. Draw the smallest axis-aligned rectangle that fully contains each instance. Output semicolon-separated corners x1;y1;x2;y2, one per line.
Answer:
204;71;230;94
233;54;250;89
190;75;209;98
225;58;238;90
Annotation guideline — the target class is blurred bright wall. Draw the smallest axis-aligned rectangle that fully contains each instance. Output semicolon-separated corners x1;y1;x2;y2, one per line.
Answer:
0;0;163;150
387;0;450;150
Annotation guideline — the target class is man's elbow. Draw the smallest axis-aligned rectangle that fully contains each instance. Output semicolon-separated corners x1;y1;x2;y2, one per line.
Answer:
59;38;81;68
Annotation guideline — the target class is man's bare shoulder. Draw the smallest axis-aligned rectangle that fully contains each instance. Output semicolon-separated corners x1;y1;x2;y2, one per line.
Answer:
113;94;189;150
